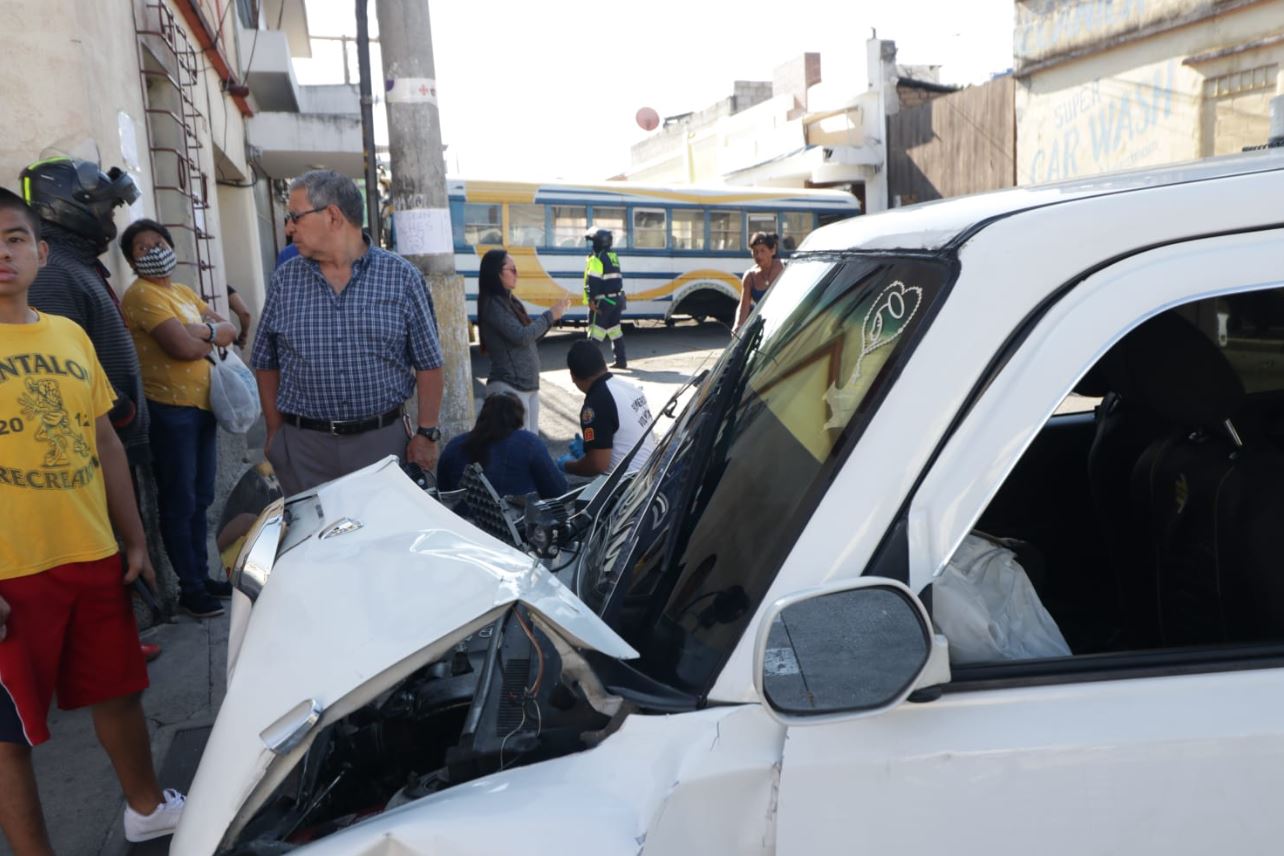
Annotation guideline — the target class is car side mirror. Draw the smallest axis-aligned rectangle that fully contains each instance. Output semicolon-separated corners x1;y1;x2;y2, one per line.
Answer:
754;577;950;725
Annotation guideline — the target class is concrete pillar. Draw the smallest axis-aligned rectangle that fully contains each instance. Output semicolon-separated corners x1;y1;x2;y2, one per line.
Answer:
376;0;473;439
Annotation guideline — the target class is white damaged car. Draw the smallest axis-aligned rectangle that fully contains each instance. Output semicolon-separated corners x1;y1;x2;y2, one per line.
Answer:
177;148;1284;855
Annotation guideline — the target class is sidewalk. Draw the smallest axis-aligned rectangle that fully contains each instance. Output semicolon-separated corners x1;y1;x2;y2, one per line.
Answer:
0;612;229;856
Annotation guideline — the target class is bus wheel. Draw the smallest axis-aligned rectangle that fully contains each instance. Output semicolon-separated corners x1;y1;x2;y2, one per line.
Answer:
674;290;736;328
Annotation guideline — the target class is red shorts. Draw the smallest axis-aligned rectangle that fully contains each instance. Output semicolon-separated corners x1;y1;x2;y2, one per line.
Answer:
0;554;148;746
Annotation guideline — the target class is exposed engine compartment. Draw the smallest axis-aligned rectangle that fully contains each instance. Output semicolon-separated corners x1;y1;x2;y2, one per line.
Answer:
224;606;613;853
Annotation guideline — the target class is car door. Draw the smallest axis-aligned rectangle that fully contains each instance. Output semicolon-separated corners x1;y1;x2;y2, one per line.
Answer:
773;229;1284;854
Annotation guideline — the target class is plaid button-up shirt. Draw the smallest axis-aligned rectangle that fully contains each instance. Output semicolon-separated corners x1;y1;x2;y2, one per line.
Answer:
251;245;443;421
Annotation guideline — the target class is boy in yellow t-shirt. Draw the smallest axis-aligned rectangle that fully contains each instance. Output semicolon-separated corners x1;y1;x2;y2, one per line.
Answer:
0;190;184;849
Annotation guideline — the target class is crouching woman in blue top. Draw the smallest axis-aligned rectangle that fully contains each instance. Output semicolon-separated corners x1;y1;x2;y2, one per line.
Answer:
437;392;568;498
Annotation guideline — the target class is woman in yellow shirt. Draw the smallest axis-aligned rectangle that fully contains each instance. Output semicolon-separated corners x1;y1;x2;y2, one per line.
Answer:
119;220;237;618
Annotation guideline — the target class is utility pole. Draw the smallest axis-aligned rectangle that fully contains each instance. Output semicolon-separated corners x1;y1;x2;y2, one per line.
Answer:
376;0;473;438
355;0;380;244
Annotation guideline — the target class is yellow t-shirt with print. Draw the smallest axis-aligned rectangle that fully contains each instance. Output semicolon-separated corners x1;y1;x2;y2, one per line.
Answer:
121;278;212;410
0;312;118;580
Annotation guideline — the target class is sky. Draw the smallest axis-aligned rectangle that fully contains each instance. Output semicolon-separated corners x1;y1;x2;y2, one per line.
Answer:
294;0;1016;181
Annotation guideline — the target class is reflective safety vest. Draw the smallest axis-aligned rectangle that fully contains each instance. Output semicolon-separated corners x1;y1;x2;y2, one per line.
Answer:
583;250;623;304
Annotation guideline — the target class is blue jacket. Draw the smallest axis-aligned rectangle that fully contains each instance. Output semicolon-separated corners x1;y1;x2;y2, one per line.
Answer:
437;429;568;499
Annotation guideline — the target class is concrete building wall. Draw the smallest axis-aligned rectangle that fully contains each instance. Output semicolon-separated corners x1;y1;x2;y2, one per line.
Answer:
1016;0;1217;65
1016;0;1284;185
1;0;259;311
216;182;268;328
715;94;808;176
774;53;822;117
2;0;156;287
732;81;775;112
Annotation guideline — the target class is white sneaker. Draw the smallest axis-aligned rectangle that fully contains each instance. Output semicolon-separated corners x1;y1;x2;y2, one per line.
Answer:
123;788;186;842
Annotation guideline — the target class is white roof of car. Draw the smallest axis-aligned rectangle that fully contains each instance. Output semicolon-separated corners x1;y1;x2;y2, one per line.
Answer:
805;148;1284;253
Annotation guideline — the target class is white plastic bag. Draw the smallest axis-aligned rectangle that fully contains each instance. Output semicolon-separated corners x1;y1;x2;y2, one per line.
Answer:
933;534;1071;664
207;348;261;434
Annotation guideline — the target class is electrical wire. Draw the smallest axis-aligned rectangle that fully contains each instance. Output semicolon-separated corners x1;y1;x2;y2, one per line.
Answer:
513;608;545;697
497;705;526;771
217;0;289;181
529;697;543;741
498;608;549;771
241;0;286;94
207;0;243;55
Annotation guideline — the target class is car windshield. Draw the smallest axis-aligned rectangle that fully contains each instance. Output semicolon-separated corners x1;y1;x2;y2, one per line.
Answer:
579;251;954;695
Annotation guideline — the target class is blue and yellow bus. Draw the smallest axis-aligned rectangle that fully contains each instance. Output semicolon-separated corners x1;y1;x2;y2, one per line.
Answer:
447;179;860;325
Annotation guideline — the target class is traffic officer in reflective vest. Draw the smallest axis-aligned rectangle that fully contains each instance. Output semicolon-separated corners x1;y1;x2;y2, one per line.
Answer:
583;228;627;369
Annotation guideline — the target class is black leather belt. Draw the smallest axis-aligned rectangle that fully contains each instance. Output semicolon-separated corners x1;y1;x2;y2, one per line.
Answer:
282;407;403;436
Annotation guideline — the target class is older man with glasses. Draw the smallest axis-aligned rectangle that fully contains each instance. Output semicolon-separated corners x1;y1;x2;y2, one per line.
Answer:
251;169;444;495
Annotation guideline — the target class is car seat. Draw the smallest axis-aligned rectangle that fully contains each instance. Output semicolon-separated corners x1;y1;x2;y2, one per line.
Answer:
1119;311;1284;646
1080;342;1172;645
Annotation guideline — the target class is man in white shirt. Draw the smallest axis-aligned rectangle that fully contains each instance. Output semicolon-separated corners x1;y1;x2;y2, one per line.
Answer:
560;340;656;476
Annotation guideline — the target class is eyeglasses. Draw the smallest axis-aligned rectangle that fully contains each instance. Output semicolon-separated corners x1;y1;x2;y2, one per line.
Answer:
284;206;327;225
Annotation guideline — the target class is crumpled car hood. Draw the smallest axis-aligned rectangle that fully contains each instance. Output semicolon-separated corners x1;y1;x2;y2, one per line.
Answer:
172;458;637;855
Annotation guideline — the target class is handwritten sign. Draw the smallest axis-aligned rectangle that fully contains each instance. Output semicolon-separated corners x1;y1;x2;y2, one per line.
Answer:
395;207;452;256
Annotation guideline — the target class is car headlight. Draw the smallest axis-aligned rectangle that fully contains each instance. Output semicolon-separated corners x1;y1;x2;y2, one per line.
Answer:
232;498;286;603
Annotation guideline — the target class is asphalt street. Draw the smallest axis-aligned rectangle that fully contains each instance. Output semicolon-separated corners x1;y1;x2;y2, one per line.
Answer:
522;320;731;455
4;319;729;856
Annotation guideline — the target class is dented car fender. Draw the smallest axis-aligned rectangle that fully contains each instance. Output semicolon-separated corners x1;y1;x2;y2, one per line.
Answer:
281;705;784;855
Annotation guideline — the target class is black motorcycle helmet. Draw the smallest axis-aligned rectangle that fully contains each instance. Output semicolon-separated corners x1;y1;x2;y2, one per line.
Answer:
20;157;140;251
585;227;613;253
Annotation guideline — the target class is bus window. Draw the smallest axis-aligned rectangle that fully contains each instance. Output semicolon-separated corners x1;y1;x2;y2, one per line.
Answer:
591;206;627;249
633;208;667;249
509;203;546;247
710;210;743;251
747;212;777;237
779;212;814;251
464;203;502;246
552;205;587;247
449;198;465;247
672;209;705;250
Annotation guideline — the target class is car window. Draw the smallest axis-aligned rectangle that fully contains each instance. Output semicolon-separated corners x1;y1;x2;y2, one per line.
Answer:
1191;291;1284;393
946;284;1284;675
1053;392;1100;415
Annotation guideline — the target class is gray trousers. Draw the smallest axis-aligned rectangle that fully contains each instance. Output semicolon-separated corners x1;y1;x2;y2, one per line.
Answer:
266;420;408;496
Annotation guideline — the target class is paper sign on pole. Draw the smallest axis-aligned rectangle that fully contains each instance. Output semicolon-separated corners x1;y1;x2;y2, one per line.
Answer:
395;207;452;256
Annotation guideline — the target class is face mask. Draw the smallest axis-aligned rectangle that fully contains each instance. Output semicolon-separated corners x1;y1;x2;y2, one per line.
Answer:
135;244;177;278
